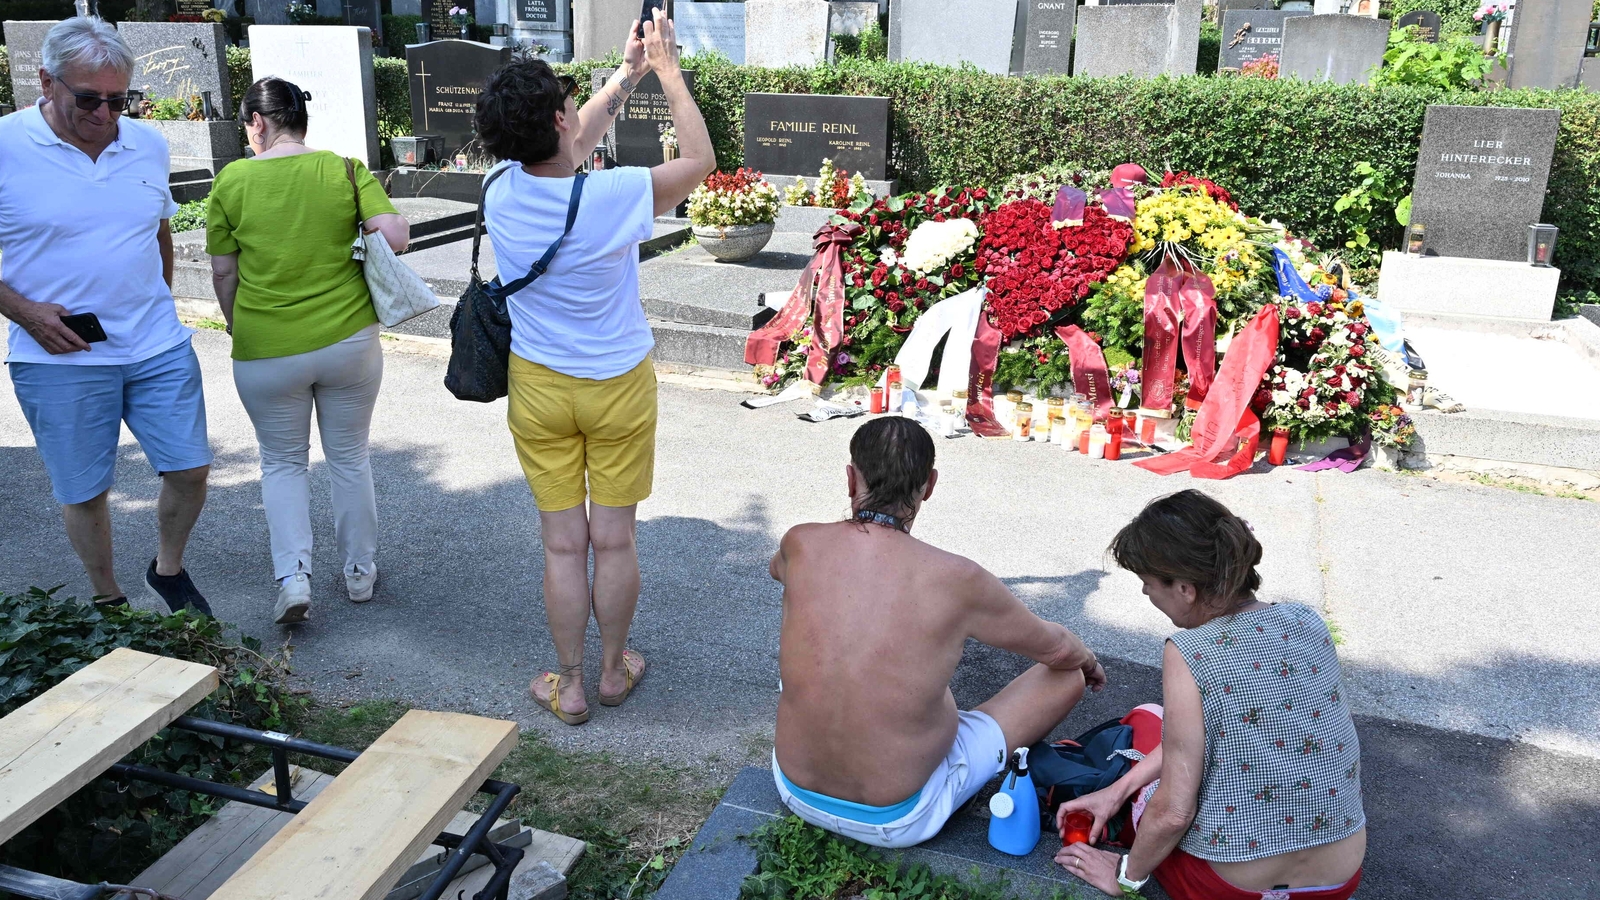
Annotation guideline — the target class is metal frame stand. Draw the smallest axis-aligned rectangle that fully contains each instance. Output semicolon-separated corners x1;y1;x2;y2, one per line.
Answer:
0;716;523;900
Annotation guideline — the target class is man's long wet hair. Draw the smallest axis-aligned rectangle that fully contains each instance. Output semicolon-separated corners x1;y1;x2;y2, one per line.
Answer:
849;417;935;524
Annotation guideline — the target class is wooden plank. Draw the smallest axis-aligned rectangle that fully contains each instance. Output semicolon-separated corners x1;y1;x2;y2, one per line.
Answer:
209;710;518;900
0;647;218;845
133;766;336;899
138;764;526;900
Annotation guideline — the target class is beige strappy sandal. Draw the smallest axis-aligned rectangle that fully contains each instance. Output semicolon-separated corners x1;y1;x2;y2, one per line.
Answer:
599;650;647;708
530;672;590;725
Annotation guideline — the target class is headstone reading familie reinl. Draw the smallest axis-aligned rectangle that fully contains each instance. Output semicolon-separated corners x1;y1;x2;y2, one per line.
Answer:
1277;14;1389;86
116;22;232;106
1217;8;1310;71
591;67;698;168
743;92;890;181
1407;105;1561;262
248;25;381;170
3;21;59;109
676;0;746;63
1010;0;1077;75
407;40;510;162
890;0;1018;75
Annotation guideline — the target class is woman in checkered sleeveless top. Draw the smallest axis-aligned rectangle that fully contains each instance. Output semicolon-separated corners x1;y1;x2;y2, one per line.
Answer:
1055;490;1366;900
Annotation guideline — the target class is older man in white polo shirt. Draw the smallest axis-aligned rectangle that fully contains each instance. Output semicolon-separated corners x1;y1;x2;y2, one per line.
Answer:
0;17;213;614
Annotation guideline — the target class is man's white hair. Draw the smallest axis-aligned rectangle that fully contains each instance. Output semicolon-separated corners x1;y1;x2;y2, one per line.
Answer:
41;16;134;80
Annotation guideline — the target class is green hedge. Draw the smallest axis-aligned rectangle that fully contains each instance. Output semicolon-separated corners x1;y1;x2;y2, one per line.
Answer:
0;45;10;107
559;55;1599;296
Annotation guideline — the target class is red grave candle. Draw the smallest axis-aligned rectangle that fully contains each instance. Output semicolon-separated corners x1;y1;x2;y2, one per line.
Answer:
1062;811;1094;846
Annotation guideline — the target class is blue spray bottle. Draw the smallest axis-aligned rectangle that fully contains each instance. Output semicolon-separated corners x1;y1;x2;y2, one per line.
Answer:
986;746;1041;856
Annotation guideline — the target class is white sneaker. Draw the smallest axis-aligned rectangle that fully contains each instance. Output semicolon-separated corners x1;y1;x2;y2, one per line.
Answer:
274;573;312;624
346;563;377;604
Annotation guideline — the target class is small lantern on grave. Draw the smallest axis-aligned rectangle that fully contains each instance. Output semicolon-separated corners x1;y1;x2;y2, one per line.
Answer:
1526;224;1558;268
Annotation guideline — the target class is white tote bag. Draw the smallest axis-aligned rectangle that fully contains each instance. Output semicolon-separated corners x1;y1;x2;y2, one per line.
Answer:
344;159;440;327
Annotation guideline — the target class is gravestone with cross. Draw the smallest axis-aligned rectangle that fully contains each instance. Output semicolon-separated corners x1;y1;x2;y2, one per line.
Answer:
1394;9;1440;42
247;25;381;168
342;0;383;37
116;22;232;107
406;40;510;162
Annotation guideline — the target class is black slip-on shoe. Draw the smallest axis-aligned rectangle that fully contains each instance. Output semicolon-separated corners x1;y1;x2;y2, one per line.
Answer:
93;596;129;610
145;559;214;616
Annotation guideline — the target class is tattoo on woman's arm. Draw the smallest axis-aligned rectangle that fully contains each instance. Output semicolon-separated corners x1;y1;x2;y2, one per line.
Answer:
605;75;639;116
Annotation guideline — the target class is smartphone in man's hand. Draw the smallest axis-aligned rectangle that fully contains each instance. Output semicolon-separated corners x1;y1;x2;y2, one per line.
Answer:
636;0;666;38
60;312;108;343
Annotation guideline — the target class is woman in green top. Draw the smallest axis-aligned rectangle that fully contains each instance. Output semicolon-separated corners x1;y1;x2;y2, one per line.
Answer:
207;76;410;625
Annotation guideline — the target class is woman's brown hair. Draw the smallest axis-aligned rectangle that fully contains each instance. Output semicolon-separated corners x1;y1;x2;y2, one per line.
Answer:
1109;490;1262;609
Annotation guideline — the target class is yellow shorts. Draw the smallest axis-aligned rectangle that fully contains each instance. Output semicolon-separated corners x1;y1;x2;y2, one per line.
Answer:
507;353;658;512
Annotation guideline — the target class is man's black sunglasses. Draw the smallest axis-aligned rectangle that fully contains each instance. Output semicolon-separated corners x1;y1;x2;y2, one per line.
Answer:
60;78;133;113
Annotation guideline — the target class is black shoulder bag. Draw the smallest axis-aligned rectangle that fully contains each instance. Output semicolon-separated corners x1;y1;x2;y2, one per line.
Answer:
444;168;588;403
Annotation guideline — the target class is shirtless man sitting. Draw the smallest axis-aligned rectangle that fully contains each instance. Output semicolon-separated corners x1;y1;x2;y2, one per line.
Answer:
768;417;1107;848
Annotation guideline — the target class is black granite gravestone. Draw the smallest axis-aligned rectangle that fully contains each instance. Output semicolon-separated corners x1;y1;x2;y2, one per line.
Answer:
1408;105;1561;261
743;93;890;181
515;0;558;24
1010;0;1077;75
343;0;383;36
406;39;510;160
426;0;476;39
591;68;699;168
1395;10;1441;42
1218;8;1310;71
175;0;210;17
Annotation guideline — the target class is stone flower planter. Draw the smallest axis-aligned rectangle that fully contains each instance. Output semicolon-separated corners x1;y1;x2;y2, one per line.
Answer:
692;222;775;263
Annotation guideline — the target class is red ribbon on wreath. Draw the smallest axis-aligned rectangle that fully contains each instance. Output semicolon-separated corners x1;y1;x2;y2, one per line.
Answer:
1141;256;1183;411
1136;304;1280;480
965;305;1009;439
1178;264;1218;405
744;222;864;384
1057;325;1111;421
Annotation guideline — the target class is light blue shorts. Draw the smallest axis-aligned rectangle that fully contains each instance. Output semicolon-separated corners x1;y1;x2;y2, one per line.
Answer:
9;340;212;505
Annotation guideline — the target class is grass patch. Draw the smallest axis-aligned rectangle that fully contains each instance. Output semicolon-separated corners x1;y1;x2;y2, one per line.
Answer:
191;317;228;332
293;702;721;900
741;815;1080;900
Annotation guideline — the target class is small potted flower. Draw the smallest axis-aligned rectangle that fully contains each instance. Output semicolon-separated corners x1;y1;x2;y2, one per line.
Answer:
659;126;678;164
449;5;475;39
688;168;780;263
1473;3;1509;53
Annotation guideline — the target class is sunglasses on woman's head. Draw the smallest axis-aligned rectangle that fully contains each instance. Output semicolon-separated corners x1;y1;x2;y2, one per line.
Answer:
557;75;578;98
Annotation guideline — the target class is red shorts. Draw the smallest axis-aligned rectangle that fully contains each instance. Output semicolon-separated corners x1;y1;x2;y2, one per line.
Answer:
1119;705;1362;900
1155;849;1361;900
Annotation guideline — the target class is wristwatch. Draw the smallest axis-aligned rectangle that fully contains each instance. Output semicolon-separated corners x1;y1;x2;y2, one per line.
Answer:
1117;854;1149;896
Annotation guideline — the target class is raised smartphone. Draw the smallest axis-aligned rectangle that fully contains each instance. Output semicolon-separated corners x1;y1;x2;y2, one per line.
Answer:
637;0;666;38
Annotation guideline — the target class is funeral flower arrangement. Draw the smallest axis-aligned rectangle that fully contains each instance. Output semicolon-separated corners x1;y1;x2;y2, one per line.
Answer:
688;169;781;228
748;163;1411;453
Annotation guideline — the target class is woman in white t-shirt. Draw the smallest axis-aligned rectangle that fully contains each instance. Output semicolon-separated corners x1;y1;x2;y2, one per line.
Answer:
475;10;714;726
